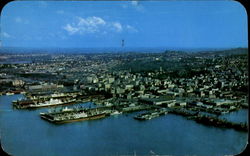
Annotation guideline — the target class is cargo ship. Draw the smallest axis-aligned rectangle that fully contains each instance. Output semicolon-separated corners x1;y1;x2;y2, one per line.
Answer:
40;107;107;124
13;98;77;109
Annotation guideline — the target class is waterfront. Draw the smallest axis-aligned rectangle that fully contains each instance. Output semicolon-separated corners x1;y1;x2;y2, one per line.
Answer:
0;94;248;156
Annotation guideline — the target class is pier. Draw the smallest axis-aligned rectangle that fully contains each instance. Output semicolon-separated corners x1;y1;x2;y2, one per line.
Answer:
134;108;168;120
12;92;104;109
131;105;248;132
167;108;248;132
10;91;248;132
191;114;248;132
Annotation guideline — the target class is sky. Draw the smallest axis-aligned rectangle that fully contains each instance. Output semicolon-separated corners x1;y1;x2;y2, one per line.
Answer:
0;0;248;49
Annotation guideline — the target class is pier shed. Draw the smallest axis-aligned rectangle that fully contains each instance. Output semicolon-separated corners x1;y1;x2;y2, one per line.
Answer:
139;97;176;106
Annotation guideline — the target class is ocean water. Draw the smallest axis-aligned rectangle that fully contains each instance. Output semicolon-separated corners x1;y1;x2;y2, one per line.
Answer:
0;94;248;156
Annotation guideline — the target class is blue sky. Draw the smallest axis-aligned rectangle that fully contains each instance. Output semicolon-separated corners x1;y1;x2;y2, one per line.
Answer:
0;0;248;49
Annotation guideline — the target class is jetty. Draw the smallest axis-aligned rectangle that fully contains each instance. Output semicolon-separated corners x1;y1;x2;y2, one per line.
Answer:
134;108;168;120
190;114;248;132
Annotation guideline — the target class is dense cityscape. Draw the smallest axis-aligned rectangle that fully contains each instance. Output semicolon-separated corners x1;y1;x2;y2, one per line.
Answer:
0;48;248;131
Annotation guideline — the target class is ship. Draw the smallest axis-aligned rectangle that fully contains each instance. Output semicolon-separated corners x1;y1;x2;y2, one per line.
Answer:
5;90;26;95
6;92;14;95
110;110;122;115
40;107;107;124
13;98;77;109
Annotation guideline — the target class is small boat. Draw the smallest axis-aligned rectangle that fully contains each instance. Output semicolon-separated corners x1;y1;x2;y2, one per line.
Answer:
110;110;122;115
6;92;14;95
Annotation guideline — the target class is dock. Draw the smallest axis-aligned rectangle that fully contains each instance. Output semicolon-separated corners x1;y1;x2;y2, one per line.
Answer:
134;108;168;120
191;114;248;132
12;92;104;109
133;107;248;132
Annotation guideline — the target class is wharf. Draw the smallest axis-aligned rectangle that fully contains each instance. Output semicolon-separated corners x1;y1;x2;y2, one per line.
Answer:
12;94;98;109
40;103;154;124
121;105;152;113
241;103;249;108
168;107;248;132
190;114;248;132
185;104;241;115
13;99;78;109
134;108;168;120
133;106;248;132
34;95;248;131
2;90;26;95
168;108;199;117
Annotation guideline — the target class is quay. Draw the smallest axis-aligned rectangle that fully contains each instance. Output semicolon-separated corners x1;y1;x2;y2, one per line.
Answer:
168;108;199;117
40;104;151;124
12;91;104;109
134;108;168;120
13;98;79;109
0;90;26;96
9;91;248;132
131;105;248;132
167;108;248;132
191;114;248;132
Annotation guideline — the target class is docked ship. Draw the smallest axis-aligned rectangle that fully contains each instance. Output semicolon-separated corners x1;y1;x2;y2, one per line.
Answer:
6;92;15;95
40;107;107;124
110;110;122;115
13;98;77;109
5;90;26;95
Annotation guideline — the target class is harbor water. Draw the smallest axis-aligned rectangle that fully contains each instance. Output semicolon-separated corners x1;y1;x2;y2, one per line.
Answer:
0;94;248;156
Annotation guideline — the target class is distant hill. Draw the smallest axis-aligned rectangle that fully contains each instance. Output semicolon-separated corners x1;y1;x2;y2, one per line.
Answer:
194;48;248;56
163;48;248;57
0;47;248;55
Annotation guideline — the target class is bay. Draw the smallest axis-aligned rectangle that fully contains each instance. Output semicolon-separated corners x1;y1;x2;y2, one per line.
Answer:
0;94;248;156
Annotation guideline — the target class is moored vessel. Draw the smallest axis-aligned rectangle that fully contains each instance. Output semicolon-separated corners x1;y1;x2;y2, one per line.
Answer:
40;107;107;124
13;98;77;109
